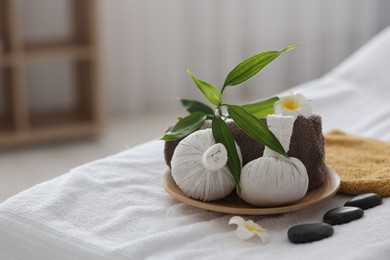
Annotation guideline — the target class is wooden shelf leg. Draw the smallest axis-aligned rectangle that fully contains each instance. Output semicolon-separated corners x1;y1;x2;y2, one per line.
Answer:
10;66;29;132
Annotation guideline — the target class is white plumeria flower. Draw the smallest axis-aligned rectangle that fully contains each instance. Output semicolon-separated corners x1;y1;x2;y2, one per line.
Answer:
229;216;269;243
274;92;312;118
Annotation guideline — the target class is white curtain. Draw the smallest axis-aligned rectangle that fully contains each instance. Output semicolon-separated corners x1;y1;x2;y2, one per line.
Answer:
100;0;390;115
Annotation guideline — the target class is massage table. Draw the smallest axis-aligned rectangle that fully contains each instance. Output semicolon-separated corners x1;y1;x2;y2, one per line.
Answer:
1;27;390;260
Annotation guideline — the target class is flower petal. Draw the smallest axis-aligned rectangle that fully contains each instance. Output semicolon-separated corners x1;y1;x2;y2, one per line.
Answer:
235;225;255;240
297;104;312;117
229;216;245;226
273;100;283;114
281;109;299;118
254;231;270;243
295;93;308;104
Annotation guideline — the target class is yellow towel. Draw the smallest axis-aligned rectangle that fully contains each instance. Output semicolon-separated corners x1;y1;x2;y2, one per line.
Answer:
325;130;390;197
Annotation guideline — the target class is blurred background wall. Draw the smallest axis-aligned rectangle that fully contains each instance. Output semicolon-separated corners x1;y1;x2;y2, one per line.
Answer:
3;0;390;129
99;0;390;116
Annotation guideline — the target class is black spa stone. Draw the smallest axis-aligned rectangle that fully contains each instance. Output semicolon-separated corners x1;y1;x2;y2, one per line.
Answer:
288;223;334;244
344;193;382;210
323;206;364;225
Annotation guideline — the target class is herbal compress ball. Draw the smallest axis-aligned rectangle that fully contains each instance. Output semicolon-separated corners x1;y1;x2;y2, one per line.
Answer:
164;115;326;191
171;129;242;201
240;115;309;207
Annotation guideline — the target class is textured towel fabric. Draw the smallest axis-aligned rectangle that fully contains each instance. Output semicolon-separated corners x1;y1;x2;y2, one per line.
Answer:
1;140;390;260
325;130;390;196
1;25;390;260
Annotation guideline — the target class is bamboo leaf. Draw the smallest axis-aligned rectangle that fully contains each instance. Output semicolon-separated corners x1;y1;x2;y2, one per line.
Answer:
187;69;222;106
212;115;241;190
160;112;207;141
242;96;279;119
222;45;297;92
227;105;288;157
181;99;214;115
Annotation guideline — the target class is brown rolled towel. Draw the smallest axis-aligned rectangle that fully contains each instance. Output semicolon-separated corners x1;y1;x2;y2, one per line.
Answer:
164;115;326;191
325;130;390;197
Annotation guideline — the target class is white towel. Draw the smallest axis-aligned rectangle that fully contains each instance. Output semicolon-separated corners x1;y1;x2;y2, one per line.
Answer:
1;140;389;260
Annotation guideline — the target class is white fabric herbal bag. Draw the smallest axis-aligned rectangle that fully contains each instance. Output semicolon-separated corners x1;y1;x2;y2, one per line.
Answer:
171;129;242;201
240;114;309;207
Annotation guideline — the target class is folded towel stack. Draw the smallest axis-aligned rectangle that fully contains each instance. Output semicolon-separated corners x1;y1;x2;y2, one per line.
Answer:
325;130;390;196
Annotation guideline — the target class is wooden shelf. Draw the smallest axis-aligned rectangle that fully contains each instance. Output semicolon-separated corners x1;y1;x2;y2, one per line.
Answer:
0;0;102;149
24;47;94;63
29;110;91;129
0;67;14;133
1;46;94;66
0;123;98;147
0;0;11;54
0;54;13;67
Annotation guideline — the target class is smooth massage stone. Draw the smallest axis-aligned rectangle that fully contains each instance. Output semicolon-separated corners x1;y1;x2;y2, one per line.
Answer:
344;193;382;210
288;223;334;244
323;206;364;225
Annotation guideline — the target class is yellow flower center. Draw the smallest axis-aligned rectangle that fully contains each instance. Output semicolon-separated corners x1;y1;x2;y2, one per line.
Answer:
244;222;263;233
282;98;299;111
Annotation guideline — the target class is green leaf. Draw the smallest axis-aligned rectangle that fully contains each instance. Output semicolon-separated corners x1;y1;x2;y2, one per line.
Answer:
227;104;288;157
160;112;207;141
281;45;298;52
212;115;242;191
181;99;214;115
242;96;279;119
222;45;297;92
187;69;222;106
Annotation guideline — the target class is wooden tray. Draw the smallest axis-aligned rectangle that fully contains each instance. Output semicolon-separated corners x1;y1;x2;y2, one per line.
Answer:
163;167;340;215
